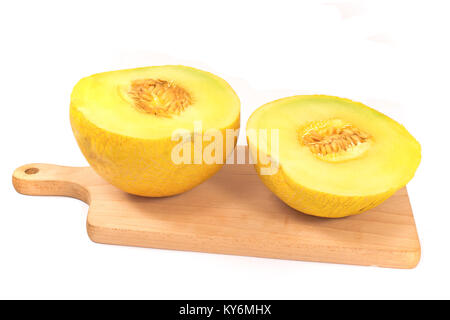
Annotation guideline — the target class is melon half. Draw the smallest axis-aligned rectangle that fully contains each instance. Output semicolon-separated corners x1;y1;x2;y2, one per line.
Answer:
70;65;240;197
246;95;421;218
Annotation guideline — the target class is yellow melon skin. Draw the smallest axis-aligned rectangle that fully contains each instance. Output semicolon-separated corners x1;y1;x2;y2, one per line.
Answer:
247;95;421;218
250;148;396;218
70;66;240;197
71;107;239;197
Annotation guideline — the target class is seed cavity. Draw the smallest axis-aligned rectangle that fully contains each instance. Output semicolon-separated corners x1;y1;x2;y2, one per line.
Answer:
128;79;192;118
299;119;372;162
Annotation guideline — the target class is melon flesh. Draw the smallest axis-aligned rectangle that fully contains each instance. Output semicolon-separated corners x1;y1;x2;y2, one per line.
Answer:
246;95;421;218
70;65;240;197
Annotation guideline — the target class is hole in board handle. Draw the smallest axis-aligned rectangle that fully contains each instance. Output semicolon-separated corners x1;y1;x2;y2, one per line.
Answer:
25;167;39;175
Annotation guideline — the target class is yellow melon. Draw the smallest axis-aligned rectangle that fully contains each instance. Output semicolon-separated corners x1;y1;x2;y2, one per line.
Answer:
70;65;240;197
246;95;421;218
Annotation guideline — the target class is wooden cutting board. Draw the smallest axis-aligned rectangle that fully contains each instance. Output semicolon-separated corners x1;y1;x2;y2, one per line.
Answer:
12;147;420;269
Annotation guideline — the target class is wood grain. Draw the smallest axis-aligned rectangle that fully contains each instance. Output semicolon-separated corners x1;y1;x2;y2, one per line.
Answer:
12;147;420;268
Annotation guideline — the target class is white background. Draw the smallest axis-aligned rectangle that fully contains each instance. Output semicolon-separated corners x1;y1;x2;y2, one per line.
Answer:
1;0;449;299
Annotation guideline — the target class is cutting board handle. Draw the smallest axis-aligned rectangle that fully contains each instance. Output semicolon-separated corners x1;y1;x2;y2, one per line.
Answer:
12;163;91;204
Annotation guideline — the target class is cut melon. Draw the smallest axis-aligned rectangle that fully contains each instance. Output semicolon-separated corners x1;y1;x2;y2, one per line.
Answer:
246;95;421;218
70;65;240;197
